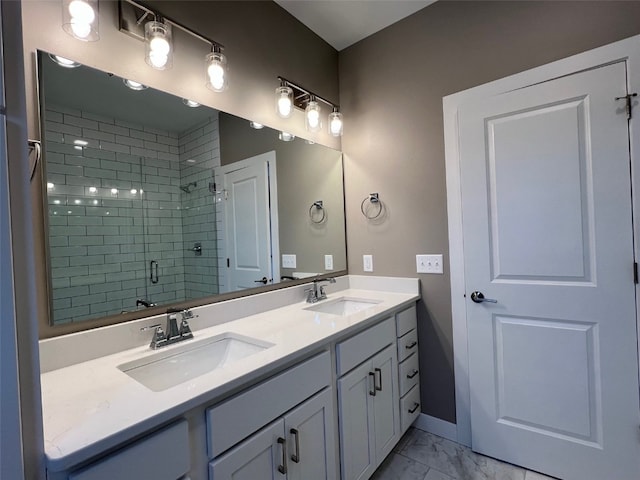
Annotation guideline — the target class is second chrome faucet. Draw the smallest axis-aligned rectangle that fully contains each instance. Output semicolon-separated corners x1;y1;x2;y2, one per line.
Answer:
141;308;196;349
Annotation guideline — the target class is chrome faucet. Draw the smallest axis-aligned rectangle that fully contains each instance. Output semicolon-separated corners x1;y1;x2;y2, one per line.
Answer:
140;308;196;349
305;277;336;303
136;298;157;308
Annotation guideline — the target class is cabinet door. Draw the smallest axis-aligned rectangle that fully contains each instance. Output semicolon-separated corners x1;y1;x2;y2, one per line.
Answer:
371;345;400;463
337;361;376;480
284;388;337;480
210;419;286;480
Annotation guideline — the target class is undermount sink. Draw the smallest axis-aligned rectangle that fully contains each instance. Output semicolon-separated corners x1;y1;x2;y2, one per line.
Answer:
118;333;274;392
304;296;382;316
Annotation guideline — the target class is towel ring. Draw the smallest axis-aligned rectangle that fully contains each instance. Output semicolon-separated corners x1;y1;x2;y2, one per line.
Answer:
309;200;326;224
360;193;383;220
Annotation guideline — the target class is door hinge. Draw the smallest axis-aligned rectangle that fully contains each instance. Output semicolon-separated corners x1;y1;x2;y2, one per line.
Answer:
615;93;638;119
634;262;638;284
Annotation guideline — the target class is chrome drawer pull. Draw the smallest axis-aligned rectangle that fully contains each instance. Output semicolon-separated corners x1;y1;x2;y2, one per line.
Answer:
409;402;420;414
406;369;419;379
405;341;418;349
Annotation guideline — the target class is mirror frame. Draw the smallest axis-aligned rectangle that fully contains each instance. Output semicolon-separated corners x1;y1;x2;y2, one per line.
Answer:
35;51;348;338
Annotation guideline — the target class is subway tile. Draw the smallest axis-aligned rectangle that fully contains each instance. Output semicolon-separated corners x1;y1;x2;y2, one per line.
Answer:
45;110;64;123
100;159;132;172
65;114;99;130
53;298;72;310
48;215;69;226
120;261;145;271
116;119;143;130
105;271;136;282
103;235;136;245
82;111;115;124
130;129;157;142
47;163;84;177
69;255;106;267
100;123;129;136
71;292;107;306
83;147;116;161
88;245;120;255
48;236;69;247
157;151;180;162
55;306;90;321
156;135;179;147
115;135;144;148
51;266;89;279
82;128;115;143
100;141;131;154
53;285;90;299
48;104;82;116
107;289;136;301
69;274;106;287
45;131;66;144
103;216;133;226
105;253;135;264
52;277;71;289
86;225;120;236
144;125;170;137
90;301;124;315
68;216;104;226
68;236;104;246
84;167;117;180
131;146;157;159
65;155;101;169
50;257;70;268
46;121;82;137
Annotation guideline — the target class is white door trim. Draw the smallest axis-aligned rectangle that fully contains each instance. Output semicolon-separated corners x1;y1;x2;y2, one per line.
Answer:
444;34;640;447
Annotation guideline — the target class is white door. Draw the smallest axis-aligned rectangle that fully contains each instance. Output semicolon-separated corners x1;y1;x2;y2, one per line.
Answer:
284;388;337;480
219;152;277;291
458;62;640;479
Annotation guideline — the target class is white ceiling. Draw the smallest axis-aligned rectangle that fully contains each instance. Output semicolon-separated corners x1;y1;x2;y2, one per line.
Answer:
275;0;436;51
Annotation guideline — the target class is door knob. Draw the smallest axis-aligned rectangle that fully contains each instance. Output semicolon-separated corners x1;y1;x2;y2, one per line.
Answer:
254;277;268;284
470;291;497;304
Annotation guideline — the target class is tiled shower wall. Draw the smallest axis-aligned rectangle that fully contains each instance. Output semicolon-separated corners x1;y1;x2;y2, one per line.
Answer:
45;104;219;324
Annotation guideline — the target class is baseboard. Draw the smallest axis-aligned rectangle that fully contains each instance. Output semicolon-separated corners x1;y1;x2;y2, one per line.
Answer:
412;413;457;442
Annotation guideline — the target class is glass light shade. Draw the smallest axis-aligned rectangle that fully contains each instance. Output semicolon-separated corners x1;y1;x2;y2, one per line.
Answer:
145;21;173;70
250;121;264;129
62;0;99;42
279;131;295;142
305;100;322;132
205;51;228;92
328;110;344;137
182;99;200;108
49;54;81;68
275;86;293;118
123;79;148;91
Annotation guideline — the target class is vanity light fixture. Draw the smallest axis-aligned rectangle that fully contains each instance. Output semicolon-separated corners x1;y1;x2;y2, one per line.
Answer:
249;121;264;129
145;19;172;70
62;0;99;41
276;77;343;137
123;79;148;91
279;131;295;142
182;99;201;108
205;45;228;92
49;54;81;68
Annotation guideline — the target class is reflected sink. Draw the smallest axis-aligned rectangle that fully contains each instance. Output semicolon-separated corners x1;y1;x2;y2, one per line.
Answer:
118;333;274;392
304;297;382;316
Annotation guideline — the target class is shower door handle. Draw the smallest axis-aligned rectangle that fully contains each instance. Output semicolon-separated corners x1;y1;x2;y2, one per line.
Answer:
150;260;159;284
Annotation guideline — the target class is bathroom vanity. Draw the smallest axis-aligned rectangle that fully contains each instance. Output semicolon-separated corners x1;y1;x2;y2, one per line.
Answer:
39;276;420;480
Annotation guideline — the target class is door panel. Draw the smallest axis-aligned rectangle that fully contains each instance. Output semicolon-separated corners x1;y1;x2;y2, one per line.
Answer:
458;62;640;479
371;345;399;462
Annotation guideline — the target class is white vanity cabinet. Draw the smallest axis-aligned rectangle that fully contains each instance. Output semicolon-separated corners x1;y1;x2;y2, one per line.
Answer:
336;317;400;480
207;351;337;480
395;305;421;432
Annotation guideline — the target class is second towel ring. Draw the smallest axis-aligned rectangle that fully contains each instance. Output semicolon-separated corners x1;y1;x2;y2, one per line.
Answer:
309;200;326;224
361;193;383;220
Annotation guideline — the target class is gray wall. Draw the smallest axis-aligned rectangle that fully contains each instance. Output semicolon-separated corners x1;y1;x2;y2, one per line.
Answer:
339;0;640;423
22;0;340;336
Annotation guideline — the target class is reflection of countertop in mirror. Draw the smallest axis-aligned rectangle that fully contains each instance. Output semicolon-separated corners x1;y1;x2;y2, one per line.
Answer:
39;275;420;472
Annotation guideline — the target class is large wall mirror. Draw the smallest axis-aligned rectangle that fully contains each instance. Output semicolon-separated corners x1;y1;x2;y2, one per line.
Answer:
39;51;346;327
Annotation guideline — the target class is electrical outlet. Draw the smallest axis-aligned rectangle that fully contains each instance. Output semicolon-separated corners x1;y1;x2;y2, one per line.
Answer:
324;254;334;270
363;254;373;272
282;254;296;269
416;254;443;274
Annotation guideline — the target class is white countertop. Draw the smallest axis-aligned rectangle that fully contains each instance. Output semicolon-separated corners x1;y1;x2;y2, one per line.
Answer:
40;281;419;472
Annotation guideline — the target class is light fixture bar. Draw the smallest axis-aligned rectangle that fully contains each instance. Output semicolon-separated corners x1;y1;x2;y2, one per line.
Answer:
119;0;224;51
277;76;339;111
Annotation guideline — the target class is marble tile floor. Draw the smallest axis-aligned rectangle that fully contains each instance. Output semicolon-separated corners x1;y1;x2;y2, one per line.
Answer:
372;428;557;480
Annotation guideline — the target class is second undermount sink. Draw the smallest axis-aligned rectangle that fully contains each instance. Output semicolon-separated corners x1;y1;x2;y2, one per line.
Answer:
118;333;274;392
304;296;382;316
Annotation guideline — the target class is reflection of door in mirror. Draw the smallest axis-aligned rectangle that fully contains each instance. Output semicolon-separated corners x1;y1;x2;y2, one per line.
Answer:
215;151;280;292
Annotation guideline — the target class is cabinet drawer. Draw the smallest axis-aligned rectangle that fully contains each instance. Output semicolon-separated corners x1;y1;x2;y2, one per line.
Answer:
399;352;420;397
336;317;395;376
397;329;418;363
207;351;331;458
396;305;417;338
69;420;189;480
400;385;421;433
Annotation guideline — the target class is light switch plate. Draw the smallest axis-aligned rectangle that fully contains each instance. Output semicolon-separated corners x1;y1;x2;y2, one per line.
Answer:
363;254;373;272
417;254;443;274
324;254;333;270
282;254;296;269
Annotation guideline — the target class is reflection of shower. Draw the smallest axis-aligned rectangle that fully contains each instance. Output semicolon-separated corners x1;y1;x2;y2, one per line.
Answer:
180;181;197;193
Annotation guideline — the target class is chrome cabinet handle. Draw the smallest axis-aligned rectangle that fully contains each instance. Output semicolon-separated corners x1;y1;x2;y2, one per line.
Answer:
407;369;419;379
405;341;417;350
470;291;497;303
290;428;300;463
369;372;376;396
277;437;287;474
409;402;420;414
374;367;382;391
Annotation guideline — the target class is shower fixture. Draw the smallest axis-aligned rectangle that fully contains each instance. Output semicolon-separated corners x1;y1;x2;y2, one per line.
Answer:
180;182;197;193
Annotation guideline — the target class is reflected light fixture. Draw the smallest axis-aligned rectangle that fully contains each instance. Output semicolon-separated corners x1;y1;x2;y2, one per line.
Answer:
182;99;200;108
276;82;293;119
249;121;264;129
329;108;344;137
123;79;148;91
279;131;295;142
305;97;322;132
145;19;172;70
205;46;228;92
62;0;99;41
49;54;81;68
